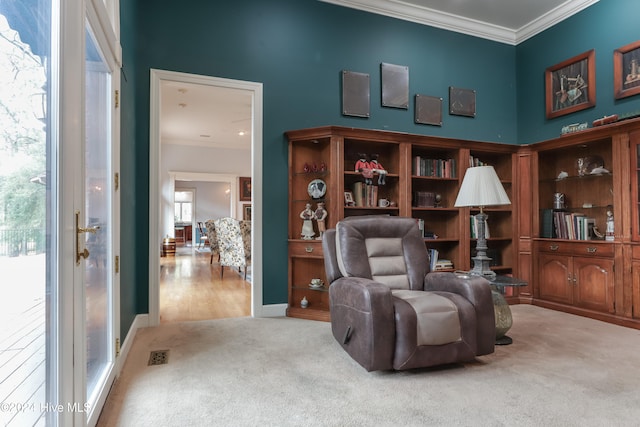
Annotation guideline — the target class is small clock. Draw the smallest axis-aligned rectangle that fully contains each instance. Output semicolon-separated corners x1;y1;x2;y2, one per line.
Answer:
307;179;327;199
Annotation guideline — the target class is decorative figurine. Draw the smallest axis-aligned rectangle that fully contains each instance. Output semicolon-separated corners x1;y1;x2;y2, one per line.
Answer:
301;296;309;308
369;153;387;185
355;153;374;185
606;207;614;241
300;203;315;240
314;202;327;239
303;162;310;173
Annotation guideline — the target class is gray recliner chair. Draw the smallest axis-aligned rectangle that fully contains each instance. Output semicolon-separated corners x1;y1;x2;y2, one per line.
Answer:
322;216;495;371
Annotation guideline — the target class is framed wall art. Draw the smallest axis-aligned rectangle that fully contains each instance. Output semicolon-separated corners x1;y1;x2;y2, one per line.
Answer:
342;70;370;118
242;203;252;221
545;49;595;119
449;87;476;117
239;176;251;201
614;40;640;99
381;63;409;109
415;94;442;126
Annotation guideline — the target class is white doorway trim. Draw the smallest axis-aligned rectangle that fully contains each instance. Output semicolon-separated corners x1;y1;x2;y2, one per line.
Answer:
149;69;263;326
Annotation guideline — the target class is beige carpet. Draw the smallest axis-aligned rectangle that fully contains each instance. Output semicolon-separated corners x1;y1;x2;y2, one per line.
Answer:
97;305;640;426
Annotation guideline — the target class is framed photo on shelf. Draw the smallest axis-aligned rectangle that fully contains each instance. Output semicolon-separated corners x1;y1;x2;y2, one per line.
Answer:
242;203;252;221
239;177;251;201
545;50;595;119
344;191;355;206
614;40;640;99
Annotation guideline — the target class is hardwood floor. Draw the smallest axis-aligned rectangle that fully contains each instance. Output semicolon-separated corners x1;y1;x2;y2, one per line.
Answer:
159;246;251;323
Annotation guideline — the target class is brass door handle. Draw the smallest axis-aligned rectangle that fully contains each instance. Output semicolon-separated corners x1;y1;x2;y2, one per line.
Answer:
76;211;100;264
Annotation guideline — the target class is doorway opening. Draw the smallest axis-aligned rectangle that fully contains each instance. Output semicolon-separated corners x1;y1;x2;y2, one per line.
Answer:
149;70;263;326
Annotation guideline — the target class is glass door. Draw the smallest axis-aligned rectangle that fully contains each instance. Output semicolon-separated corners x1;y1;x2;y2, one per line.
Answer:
0;0;120;425
83;22;117;424
0;2;56;425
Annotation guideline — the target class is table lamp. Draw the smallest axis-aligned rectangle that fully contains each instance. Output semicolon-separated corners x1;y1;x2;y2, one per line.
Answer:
454;165;511;279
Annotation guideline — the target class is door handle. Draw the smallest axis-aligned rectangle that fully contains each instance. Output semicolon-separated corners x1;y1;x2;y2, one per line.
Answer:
76;210;100;264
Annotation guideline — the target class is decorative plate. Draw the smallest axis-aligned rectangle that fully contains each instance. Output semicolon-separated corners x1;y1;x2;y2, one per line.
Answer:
307;179;326;199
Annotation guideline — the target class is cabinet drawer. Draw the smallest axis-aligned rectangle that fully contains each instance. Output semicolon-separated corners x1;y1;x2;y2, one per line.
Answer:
633;245;640;260
536;241;614;257
289;240;324;258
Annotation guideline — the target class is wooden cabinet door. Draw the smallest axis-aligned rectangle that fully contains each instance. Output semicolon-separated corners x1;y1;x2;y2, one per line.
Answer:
633;260;640;319
573;256;614;313
538;253;573;305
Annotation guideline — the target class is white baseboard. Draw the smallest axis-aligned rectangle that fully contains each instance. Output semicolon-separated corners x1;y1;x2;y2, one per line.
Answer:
259;303;288;318
116;314;149;374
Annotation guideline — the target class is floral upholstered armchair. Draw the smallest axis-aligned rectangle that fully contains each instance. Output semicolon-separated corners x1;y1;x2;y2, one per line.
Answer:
213;217;251;280
204;219;219;264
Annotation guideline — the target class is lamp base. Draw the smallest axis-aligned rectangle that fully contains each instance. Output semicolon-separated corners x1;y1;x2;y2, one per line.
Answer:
469;255;496;280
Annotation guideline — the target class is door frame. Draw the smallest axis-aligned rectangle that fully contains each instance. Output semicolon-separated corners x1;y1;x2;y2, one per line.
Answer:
148;69;264;325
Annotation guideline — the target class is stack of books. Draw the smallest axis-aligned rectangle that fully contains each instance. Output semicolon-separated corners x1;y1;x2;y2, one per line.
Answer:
434;259;454;271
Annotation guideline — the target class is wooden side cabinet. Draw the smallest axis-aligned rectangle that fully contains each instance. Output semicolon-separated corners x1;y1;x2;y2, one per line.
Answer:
287;240;329;321
536;241;614;314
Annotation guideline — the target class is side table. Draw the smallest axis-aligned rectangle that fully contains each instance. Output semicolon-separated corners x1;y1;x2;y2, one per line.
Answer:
487;275;527;345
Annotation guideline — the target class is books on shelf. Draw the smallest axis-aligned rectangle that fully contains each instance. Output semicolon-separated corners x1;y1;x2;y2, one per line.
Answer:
469;155;488;167
352;181;378;207
429;249;453;271
552;210;595;240
470;215;491;239
434;259;454;271
429;248;438;271
412;156;456;178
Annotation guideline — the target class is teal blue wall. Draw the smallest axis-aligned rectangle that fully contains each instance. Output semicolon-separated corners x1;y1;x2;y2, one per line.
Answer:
517;0;640;144
119;0;640;339
119;0;139;339
119;0;517;338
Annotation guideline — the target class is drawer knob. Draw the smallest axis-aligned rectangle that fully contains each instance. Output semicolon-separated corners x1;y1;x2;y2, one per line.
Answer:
305;246;314;253
587;247;597;253
549;244;559;251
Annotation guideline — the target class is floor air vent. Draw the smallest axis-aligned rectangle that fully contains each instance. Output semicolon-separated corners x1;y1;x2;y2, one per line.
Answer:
148;350;170;366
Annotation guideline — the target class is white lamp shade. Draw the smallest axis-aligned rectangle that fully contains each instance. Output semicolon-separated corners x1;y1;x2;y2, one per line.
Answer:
454;165;511;208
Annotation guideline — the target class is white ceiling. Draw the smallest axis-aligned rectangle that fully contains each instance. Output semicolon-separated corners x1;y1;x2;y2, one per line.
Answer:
161;0;599;148
161;80;253;150
322;0;599;45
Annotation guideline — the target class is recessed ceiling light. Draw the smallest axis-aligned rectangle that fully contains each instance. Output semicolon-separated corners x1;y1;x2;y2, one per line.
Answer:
238;131;245;136
178;88;187;94
200;134;211;138
178;103;187;108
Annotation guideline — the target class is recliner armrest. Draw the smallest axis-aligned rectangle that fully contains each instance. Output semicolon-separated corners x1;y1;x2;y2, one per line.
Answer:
329;276;394;314
424;272;495;355
329;277;396;371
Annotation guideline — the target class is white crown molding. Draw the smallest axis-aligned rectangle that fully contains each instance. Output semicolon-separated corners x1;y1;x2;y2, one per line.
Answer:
320;0;599;45
515;0;599;44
